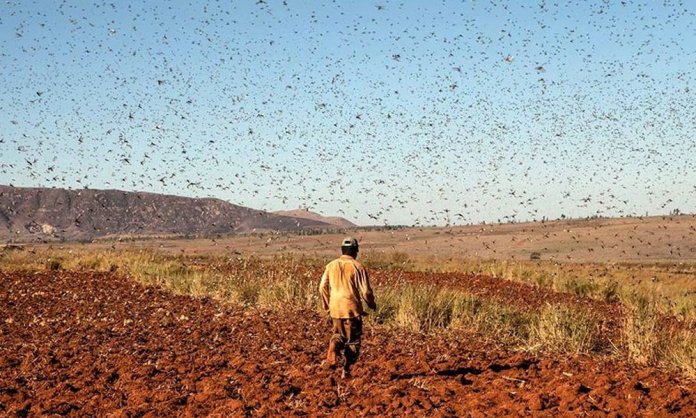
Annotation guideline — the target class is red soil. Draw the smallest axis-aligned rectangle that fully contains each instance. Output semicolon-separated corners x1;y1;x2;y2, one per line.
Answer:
0;270;694;416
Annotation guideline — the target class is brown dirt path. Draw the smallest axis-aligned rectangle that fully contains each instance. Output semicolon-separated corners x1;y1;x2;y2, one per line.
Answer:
0;271;694;416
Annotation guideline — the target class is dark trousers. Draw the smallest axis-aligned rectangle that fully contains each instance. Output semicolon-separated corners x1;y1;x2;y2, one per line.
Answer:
326;317;363;371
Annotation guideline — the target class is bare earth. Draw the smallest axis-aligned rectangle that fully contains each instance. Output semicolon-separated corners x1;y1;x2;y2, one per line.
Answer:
1;270;694;416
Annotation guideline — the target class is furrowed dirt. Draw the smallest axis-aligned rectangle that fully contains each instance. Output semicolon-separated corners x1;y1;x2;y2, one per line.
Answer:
1;271;694;416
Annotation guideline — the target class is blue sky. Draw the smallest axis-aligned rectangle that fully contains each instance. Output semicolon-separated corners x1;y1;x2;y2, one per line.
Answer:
1;1;695;225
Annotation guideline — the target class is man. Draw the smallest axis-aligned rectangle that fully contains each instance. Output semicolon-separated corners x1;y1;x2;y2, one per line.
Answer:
319;237;376;378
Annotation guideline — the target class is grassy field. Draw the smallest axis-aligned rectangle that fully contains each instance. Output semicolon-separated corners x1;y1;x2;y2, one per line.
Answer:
15;215;696;318
2;215;695;379
2;242;695;379
67;214;696;262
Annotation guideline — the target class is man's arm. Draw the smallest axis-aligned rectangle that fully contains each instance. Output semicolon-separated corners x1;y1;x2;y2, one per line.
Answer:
358;268;376;311
319;265;331;313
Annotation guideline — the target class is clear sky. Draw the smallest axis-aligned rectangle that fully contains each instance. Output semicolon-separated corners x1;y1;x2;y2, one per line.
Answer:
1;1;695;226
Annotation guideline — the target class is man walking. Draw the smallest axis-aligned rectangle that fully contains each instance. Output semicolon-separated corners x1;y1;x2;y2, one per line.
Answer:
319;237;376;378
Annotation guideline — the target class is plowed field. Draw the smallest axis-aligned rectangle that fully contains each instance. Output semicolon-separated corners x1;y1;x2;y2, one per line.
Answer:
1;270;694;417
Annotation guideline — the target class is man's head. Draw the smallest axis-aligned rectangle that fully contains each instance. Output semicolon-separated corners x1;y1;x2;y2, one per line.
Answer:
341;236;359;258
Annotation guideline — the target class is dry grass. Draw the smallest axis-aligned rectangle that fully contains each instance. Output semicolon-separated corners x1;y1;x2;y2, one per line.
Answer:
622;296;662;366
620;295;696;379
666;327;696;380
1;247;695;378
0;248;322;308
369;284;602;355
362;251;696;321
528;304;601;355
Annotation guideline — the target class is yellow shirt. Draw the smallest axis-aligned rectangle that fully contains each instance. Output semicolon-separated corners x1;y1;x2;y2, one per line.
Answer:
319;255;376;319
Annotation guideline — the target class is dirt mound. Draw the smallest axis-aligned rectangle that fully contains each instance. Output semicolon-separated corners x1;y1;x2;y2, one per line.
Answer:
0;271;693;416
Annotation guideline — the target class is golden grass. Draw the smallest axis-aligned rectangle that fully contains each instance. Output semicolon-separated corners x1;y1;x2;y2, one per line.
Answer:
364;284;602;355
528;304;601;355
666;327;696;380
1;247;695;378
619;295;696;379
622;296;662;366
362;251;696;321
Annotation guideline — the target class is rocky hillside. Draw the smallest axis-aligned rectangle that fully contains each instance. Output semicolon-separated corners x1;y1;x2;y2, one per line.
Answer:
0;186;338;242
272;208;357;228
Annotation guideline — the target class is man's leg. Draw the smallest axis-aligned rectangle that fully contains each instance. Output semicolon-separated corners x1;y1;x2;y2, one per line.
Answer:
326;318;346;367
342;317;362;377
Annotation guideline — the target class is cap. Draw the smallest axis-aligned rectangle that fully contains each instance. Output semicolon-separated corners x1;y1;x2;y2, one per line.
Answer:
341;236;359;248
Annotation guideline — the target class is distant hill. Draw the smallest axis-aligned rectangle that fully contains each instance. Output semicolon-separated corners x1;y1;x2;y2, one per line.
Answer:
0;185;339;242
272;208;357;228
